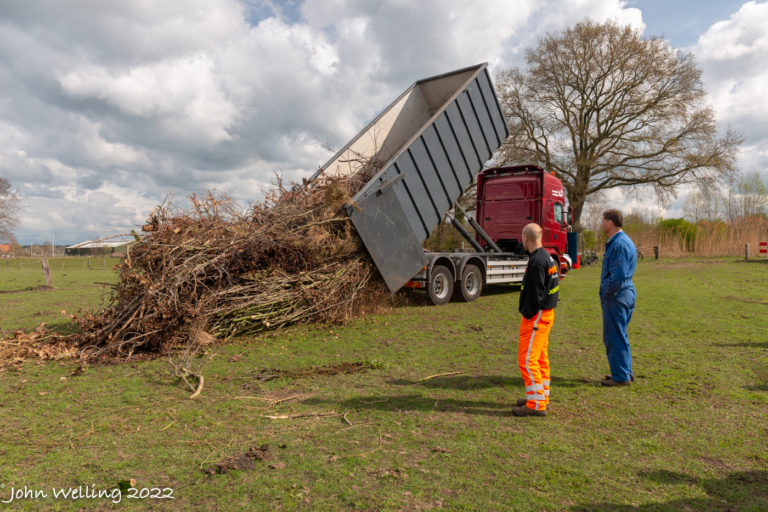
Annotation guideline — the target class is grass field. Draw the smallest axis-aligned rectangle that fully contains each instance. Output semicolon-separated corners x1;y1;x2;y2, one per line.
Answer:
0;257;121;333
0;257;766;511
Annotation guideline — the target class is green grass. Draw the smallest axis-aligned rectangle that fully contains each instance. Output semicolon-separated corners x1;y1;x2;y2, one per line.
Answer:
0;258;766;511
0;257;121;332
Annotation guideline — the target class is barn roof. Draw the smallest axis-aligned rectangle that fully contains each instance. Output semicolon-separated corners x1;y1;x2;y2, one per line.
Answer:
66;237;135;249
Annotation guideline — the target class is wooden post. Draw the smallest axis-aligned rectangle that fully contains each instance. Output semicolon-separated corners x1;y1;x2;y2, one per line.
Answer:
654;246;659;260
745;243;749;261
41;257;52;286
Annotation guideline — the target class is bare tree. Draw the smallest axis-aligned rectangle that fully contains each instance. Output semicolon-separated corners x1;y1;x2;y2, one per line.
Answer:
581;195;609;233
723;171;768;223
0;178;22;240
683;186;724;223
496;20;742;230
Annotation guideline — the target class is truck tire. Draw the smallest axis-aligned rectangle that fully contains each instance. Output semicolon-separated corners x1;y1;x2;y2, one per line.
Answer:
428;265;453;305
456;264;482;302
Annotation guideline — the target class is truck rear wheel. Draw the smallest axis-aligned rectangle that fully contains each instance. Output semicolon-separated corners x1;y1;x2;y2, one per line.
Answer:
456;264;482;302
428;265;453;305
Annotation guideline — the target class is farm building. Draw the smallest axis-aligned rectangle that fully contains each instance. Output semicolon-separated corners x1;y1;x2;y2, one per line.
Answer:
65;237;135;256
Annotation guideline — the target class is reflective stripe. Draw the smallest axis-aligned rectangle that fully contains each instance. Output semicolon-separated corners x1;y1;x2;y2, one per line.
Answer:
542;379;551;386
525;384;538;392
543;389;550;396
548;285;559;295
525;393;547;401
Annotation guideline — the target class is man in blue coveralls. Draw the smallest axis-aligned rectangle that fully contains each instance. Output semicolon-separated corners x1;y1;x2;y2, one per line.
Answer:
599;209;637;387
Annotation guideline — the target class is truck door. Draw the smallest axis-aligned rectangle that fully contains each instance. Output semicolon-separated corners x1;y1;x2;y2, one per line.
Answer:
542;200;565;247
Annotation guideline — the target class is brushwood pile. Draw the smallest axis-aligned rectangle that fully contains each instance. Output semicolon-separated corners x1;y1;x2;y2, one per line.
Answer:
73;172;390;360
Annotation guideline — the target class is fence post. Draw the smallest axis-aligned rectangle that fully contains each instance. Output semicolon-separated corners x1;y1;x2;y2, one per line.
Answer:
745;243;749;261
41;257;53;286
654;246;659;260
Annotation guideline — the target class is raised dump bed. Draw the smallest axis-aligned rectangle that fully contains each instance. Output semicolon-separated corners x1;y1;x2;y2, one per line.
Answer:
313;63;508;292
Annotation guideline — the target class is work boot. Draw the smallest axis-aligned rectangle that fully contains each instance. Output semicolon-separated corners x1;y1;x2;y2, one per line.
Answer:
516;398;550;409
600;378;631;387
604;375;634;382
511;405;547;417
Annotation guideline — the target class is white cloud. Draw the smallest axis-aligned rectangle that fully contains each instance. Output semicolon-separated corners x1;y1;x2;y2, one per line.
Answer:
59;56;239;146
693;2;768;139
694;1;768;64
0;0;721;244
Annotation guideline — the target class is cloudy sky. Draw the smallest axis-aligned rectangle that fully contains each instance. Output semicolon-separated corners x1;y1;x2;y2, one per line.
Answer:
1;0;766;245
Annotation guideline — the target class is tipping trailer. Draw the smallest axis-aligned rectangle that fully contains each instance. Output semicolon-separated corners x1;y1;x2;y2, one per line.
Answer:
312;63;571;305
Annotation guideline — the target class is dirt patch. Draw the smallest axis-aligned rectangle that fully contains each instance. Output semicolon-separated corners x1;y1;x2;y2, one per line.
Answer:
0;285;54;294
203;443;287;475
368;467;407;479
697;456;735;474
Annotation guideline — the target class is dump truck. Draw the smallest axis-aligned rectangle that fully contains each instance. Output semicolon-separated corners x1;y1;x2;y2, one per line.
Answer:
313;63;572;305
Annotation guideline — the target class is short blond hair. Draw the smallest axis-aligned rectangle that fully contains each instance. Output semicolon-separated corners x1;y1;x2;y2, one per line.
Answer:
522;223;542;243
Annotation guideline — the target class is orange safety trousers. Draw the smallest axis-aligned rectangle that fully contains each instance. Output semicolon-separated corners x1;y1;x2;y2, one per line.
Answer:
518;309;555;411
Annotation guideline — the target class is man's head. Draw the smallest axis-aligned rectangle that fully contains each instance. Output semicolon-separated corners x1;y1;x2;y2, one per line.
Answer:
601;209;623;236
522;223;542;253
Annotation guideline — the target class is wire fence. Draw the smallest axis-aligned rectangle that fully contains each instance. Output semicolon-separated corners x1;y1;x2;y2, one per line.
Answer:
0;257;122;271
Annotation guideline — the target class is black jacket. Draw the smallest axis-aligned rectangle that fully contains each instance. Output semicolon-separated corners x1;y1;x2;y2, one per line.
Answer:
518;247;559;319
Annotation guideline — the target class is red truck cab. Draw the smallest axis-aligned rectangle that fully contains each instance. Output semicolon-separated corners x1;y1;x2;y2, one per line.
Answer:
476;165;572;274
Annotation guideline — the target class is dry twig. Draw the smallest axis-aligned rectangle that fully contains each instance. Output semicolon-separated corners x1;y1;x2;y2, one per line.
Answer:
418;371;462;382
262;411;339;420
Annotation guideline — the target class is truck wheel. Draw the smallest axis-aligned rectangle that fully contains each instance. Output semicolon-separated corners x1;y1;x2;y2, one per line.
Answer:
456;264;482;302
428;265;453;305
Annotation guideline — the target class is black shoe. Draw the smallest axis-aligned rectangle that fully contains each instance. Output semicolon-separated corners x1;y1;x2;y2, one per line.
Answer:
512;405;547;417
604;375;634;382
600;378;631;387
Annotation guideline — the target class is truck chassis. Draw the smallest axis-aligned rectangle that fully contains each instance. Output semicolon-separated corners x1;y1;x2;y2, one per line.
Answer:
405;252;529;305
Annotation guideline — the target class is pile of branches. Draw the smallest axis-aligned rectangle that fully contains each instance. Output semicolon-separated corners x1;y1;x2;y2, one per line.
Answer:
74;172;390;360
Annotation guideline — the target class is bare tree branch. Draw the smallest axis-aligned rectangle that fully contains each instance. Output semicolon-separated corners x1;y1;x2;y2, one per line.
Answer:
495;20;742;230
0;178;22;235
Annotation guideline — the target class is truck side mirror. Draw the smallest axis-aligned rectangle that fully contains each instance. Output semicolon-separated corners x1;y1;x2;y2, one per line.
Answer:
567;206;573;226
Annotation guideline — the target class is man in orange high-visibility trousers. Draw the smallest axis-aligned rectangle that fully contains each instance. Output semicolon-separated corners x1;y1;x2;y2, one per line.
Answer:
512;223;559;417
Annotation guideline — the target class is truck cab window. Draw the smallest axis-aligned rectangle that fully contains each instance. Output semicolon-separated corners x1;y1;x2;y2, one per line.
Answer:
554;203;564;224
